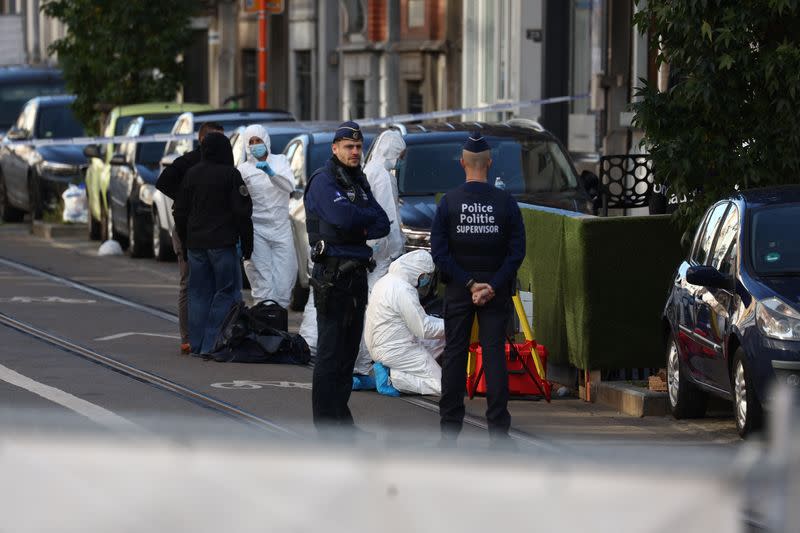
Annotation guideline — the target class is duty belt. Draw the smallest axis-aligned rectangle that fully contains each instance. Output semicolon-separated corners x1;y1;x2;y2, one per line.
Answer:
319;256;375;275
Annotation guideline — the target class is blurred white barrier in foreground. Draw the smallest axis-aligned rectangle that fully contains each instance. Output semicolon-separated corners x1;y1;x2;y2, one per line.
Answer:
0;433;741;533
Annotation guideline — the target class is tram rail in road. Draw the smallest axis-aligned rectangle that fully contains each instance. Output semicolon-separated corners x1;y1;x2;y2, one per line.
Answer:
0;254;557;451
0;309;299;437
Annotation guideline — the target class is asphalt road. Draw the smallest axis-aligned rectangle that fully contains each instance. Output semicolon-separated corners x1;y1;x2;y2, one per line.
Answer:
0;222;743;459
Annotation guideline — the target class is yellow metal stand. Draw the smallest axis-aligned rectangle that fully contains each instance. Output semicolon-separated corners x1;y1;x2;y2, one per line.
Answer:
466;292;546;379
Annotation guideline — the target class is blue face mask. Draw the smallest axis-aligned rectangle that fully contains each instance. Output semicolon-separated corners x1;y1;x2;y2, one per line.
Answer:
250;143;268;159
418;273;432;288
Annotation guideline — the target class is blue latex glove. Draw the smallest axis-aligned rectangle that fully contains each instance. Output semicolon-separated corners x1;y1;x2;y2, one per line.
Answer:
255;160;275;176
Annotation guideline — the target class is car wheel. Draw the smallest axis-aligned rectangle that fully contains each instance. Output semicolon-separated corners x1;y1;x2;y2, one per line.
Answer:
666;334;708;419
100;204;110;241
289;276;309;311
88;212;102;240
152;209;175;261
732;348;764;438
128;210;151;258
0;172;24;223
28;172;43;220
107;195;127;248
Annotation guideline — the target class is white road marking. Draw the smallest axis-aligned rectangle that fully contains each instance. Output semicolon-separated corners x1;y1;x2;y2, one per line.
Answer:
0;363;144;433
94;332;182;341
0;296;96;304
211;380;312;390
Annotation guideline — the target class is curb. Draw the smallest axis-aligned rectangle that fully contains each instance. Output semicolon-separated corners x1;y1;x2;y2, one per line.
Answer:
30;221;87;240
593;381;668;417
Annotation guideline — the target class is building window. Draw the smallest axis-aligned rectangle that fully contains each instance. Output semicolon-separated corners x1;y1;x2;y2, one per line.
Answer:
349;79;366;119
242;49;257;109
406;80;423;114
342;0;366;35
408;0;425;28
295;51;312;120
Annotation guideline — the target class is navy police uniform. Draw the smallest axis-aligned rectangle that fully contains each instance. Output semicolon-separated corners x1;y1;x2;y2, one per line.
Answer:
431;133;526;439
304;121;390;428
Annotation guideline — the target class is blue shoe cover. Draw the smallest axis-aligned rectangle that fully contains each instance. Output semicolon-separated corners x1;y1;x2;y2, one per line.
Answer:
373;362;400;397
352;374;376;391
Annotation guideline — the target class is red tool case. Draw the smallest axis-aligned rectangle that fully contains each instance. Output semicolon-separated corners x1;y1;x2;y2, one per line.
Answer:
467;339;551;400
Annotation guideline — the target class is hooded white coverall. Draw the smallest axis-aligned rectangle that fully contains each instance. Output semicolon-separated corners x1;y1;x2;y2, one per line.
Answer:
352;131;407;375
364;250;444;395
237;124;298;309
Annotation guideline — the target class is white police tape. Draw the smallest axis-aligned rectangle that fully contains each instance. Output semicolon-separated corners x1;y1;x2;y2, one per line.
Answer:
1;93;588;148
356;94;588;127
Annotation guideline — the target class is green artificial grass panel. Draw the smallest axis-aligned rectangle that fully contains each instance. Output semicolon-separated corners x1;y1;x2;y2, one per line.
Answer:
517;209;685;370
574;215;684;369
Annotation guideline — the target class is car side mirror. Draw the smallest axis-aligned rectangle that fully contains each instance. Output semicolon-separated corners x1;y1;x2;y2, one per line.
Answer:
83;144;101;159
110;153;129;166
5;126;30;141
686;265;734;291
579;170;600;198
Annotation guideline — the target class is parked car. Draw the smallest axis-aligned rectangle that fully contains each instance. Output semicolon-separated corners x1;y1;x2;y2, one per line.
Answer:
282;127;380;310
0;66;65;137
107;115;178;257
151;110;298;261
364;121;595;250
84;102;212;241
663;186;800;437
0;95;87;221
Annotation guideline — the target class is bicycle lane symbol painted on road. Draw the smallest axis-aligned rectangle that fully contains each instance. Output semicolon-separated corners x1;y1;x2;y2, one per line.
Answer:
211;380;312;390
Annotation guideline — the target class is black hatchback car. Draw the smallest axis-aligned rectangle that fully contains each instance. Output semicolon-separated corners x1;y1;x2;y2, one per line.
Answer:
0;95;87;221
363;121;595;250
663;186;800;437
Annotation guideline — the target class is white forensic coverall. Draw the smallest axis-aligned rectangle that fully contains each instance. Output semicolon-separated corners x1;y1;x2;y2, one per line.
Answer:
238;124;298;309
353;131;407;375
364;250;444;395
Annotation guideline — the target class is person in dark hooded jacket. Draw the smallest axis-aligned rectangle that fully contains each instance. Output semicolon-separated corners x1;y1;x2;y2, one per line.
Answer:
173;132;254;355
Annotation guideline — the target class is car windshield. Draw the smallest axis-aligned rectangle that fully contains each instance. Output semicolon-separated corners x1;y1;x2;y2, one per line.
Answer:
308;144;333;175
750;203;800;275
136;119;177;169
397;138;578;195
0;82;65;128
270;133;299;154
35;104;85;139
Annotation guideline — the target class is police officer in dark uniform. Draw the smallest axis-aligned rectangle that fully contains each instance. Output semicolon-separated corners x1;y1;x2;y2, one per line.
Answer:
304;121;390;430
431;132;526;442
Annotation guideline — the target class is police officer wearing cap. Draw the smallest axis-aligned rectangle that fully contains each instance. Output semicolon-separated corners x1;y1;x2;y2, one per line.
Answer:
431;132;526;442
304;121;390;430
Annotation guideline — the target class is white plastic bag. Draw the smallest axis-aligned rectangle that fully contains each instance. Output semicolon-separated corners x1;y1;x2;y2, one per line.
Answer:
98;240;123;256
61;184;88;223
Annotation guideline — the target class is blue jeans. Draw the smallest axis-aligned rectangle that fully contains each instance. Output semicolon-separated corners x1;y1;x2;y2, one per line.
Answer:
188;247;241;354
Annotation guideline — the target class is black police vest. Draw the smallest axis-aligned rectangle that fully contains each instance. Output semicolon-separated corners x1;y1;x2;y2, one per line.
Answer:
305;166;370;246
446;184;509;273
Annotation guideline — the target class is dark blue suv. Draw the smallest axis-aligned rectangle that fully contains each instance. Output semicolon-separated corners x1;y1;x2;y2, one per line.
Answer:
663;186;800;436
363;121;594;251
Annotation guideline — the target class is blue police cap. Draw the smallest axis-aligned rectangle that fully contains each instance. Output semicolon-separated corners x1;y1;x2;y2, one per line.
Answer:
334;121;363;142
463;131;490;153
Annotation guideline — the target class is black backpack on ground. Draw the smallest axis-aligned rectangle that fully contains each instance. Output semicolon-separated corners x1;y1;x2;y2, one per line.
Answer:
210;302;310;365
249;299;288;332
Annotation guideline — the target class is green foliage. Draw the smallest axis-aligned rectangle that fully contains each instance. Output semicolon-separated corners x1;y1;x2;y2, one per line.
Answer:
42;0;199;132
632;0;800;230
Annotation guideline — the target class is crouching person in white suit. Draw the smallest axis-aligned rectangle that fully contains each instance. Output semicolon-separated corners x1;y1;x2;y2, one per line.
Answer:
363;250;444;396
